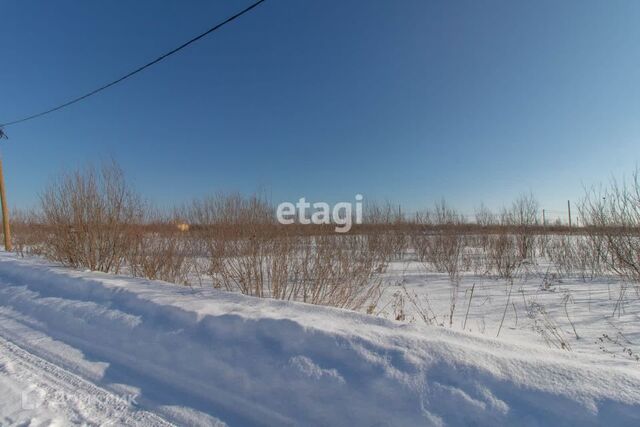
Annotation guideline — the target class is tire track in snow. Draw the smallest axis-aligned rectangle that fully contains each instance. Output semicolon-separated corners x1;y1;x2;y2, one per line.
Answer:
0;334;174;426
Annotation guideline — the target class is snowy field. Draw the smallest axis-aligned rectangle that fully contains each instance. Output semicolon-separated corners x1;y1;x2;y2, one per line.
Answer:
1;252;640;426
377;258;640;360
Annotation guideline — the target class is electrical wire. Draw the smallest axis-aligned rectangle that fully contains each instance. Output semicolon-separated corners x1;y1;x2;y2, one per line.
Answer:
0;0;267;128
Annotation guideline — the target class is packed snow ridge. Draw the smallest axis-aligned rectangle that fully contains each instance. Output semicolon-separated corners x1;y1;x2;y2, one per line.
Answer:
0;253;639;426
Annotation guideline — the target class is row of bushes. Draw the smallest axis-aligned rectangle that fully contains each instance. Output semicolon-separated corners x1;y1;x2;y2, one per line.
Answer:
9;163;640;313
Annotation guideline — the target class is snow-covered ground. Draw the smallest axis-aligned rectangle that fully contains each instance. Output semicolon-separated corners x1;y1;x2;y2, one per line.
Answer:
378;258;640;360
1;253;640;426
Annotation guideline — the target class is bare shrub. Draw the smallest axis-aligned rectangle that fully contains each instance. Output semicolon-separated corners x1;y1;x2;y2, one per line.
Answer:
581;170;640;283
208;233;383;310
574;235;607;280
40;161;144;273
503;193;539;260
126;228;194;285
536;232;550;258
412;200;464;282
182;194;385;310
486;234;519;279
10;208;47;257
545;235;576;277
411;200;465;327
207;229;296;298
364;230;405;265
298;235;384;309
363;200;403;224
475;203;497;226
181;192;273;226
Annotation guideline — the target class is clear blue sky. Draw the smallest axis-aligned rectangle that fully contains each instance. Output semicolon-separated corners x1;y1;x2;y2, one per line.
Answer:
2;0;639;218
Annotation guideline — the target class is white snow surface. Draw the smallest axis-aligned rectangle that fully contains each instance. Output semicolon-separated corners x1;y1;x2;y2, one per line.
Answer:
0;253;639;426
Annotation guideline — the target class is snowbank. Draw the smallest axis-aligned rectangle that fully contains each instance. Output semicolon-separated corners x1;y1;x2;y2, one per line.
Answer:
0;253;639;426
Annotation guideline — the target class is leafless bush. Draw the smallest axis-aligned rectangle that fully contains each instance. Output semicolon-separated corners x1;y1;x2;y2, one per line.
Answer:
574;235;607;280
536;232;550;257
581;170;640;283
363;200;403;224
503;193;539;260
486;234;519;279
545;235;576;277
206;228;296;298
39;161;144;273
475;203;497;226
364;230;406;264
412;200;464;282
10;208;47;257
301;235;385;309
180;192;273;226
413;232;463;281
411;201;466;327
545;235;605;280
181;195;385;310
126;229;194;285
207;232;383;310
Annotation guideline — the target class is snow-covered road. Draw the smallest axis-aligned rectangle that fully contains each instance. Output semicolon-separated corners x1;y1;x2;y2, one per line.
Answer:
0;253;639;426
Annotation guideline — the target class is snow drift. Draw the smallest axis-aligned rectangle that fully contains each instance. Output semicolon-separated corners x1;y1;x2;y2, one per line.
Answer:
0;253;639;426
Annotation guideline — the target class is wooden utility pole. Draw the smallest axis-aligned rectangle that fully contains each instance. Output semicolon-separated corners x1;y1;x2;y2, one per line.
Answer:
542;209;546;227
567;200;572;228
0;156;12;251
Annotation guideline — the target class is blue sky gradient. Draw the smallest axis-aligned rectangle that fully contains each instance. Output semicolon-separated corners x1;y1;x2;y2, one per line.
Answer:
2;0;639;218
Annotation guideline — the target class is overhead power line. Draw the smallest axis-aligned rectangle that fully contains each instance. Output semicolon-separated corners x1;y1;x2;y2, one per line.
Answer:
0;0;267;128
